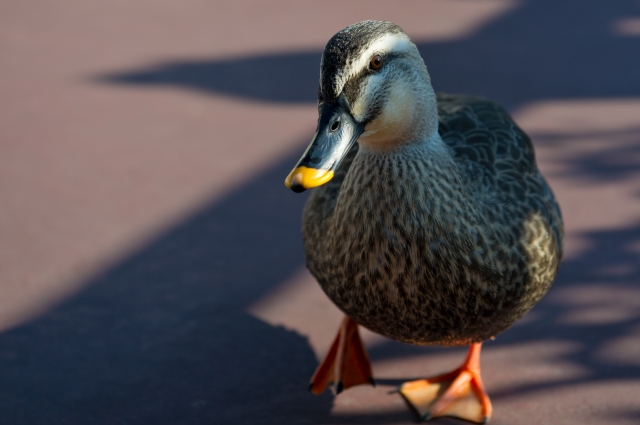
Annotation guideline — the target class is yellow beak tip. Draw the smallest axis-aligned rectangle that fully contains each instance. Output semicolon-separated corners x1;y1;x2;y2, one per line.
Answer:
284;172;303;189
285;166;334;190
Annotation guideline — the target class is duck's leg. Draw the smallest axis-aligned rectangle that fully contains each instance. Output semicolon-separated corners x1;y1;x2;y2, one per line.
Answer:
399;343;492;423
309;316;374;395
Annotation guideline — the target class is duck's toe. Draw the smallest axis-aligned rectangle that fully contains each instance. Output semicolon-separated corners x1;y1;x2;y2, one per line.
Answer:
398;343;492;424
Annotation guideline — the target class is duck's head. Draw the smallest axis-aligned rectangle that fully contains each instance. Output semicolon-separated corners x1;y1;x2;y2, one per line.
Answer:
285;20;438;193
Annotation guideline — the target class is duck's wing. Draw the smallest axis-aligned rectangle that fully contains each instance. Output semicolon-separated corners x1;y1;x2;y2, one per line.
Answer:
436;93;564;256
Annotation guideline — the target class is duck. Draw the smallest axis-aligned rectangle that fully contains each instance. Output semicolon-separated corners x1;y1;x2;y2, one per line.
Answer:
284;20;563;423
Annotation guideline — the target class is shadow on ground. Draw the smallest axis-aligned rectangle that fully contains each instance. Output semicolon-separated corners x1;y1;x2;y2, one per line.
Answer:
99;0;640;109
0;151;335;425
2;0;640;424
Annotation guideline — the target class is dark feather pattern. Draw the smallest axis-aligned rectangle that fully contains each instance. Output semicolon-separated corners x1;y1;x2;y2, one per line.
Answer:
301;94;563;346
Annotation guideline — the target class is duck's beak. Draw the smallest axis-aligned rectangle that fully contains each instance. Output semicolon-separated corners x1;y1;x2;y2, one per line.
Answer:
285;93;364;193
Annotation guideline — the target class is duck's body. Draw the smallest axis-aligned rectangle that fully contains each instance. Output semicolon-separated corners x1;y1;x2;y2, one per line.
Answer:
303;94;562;346
285;21;563;423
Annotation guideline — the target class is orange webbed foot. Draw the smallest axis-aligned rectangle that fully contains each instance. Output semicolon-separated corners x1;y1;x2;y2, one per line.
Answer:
309;316;374;395
399;343;492;423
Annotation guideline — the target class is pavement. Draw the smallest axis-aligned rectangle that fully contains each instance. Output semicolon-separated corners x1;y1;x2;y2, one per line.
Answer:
1;1;640;424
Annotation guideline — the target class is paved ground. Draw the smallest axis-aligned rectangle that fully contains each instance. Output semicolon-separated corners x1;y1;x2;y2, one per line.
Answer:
1;1;640;424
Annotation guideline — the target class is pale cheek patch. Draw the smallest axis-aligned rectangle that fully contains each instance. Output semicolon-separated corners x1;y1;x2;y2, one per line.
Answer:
383;79;414;128
361;78;415;143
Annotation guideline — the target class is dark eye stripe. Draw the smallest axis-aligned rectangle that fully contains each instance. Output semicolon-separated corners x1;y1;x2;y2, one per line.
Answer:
342;51;407;105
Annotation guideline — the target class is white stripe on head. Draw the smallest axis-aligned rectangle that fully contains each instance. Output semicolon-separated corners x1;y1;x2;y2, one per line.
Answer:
331;33;414;97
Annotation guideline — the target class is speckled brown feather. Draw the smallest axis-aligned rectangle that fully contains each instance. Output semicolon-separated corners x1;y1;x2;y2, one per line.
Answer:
302;94;563;346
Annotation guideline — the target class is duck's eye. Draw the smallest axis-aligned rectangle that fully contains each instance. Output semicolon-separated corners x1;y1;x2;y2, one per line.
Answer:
369;55;383;71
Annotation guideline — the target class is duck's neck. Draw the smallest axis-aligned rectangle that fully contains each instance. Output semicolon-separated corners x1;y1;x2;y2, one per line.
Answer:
338;138;480;239
355;136;464;197
357;64;439;152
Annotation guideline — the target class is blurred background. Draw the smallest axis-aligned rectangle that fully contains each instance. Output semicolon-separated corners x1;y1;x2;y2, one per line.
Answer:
1;1;639;424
